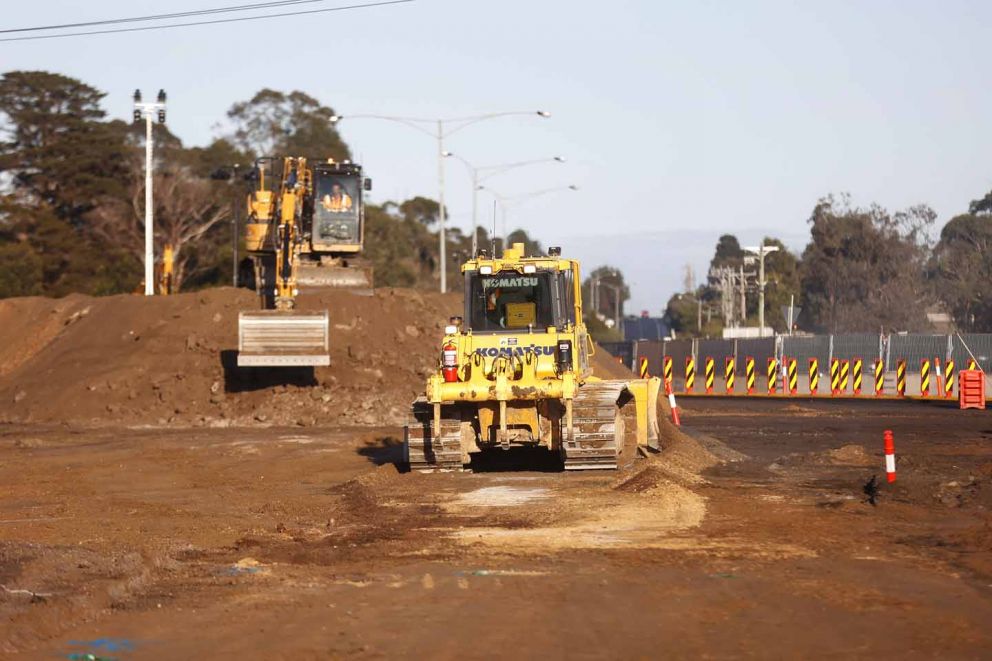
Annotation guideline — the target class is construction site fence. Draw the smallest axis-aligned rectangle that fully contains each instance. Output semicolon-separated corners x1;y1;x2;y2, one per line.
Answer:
613;333;992;380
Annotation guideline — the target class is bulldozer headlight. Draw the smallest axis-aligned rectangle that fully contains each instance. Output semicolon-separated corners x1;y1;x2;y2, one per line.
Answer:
479;266;493;275
444;325;458;335
523;265;536;274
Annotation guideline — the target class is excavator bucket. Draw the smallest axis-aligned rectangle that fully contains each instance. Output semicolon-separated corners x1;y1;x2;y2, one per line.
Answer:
296;261;373;291
237;310;330;367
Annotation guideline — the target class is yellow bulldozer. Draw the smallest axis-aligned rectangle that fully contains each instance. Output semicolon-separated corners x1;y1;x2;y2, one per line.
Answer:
405;243;662;471
237;156;372;367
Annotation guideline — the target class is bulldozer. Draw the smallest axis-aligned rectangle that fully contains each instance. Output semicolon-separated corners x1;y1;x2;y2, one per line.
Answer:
405;243;662;471
237;156;372;367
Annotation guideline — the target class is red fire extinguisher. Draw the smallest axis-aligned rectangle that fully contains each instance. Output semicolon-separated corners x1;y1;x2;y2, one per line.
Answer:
442;343;458;383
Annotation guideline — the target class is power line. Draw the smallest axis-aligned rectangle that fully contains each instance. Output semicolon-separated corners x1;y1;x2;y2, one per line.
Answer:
0;0;329;34
0;0;413;43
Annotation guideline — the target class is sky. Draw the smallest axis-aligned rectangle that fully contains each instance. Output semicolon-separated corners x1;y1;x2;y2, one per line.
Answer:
2;0;990;315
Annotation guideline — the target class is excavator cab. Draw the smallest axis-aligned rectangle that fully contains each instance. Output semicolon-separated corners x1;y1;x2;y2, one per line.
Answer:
310;163;364;252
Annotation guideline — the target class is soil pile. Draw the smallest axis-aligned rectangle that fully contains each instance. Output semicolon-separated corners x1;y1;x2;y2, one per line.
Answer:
0;288;460;427
0;288;634;427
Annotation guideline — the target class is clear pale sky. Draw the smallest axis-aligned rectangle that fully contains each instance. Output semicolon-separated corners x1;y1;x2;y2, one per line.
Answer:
3;1;990;314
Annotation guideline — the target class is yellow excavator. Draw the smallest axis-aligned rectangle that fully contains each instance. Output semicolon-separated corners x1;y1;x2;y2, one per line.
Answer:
405;243;662;471
237;156;372;367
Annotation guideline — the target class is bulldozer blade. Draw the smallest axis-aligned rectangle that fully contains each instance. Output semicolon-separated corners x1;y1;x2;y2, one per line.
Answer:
296;262;373;291
237;310;330;367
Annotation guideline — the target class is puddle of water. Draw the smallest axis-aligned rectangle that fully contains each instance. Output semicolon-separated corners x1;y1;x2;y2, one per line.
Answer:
455;486;550;507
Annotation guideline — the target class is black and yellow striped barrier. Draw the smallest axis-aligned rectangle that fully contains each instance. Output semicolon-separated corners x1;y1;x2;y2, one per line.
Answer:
705;356;715;394
684;356;695;393
767;357;778;394
663;356;673;388
968;358;978;372
830;358;840;395
896;359;907;396
808;358;819;394
745;356;755;394
725;357;735;394
944;360;955;398
852;357;863;395
787;357;798;394
874;359;884;396
839;360;850;393
638;357;649;378
920;359;931;397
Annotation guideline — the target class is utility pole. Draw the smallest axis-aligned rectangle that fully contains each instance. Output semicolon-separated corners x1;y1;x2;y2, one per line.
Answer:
133;89;167;296
745;243;779;337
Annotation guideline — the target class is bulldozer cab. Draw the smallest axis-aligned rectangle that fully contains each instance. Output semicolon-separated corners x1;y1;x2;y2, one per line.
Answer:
310;162;365;253
465;269;575;332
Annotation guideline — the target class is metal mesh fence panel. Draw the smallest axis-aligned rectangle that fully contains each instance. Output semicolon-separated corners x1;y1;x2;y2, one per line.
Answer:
831;334;882;365
734;338;776;374
781;336;831;367
662;339;694;365
889;334;948;372
698;339;734;366
631;340;663;375
953;334;992;372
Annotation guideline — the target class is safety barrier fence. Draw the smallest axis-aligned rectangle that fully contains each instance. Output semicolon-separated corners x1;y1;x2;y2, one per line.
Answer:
606;333;992;399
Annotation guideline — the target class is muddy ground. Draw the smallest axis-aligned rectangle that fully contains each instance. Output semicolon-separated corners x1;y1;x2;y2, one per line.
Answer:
1;396;991;659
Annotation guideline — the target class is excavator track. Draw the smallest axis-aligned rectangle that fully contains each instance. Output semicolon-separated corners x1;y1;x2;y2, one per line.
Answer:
562;380;628;471
404;398;465;472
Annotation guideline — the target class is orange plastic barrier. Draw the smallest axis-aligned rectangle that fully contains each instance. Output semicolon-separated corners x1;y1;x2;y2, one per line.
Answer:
959;370;986;410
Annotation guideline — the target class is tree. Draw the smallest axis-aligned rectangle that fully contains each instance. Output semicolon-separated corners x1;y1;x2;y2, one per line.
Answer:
582;265;630;340
85;155;232;292
395;196;443;227
505;228;543;256
930;213;992;330
799;194;934;333
225;89;349;160
709;234;744;270
0;71;131;221
969;189;992;216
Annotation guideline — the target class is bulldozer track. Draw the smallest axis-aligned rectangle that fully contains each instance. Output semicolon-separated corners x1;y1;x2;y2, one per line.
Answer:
404;398;465;472
563;380;628;471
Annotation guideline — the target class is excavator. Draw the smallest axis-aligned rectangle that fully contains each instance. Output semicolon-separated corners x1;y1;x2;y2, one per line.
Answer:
405;242;662;471
237;156;372;367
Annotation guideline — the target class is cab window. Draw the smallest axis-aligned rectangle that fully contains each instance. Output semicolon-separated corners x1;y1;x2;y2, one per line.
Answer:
466;272;555;332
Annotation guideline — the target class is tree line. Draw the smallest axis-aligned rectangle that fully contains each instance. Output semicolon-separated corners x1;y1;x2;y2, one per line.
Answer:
0;70;527;298
665;191;992;335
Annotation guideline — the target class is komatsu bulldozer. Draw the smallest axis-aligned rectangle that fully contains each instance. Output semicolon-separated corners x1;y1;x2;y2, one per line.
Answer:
237;156;372;367
405;243;662;471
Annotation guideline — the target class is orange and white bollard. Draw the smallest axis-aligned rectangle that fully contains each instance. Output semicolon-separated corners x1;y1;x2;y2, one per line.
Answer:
883;430;896;483
666;381;681;427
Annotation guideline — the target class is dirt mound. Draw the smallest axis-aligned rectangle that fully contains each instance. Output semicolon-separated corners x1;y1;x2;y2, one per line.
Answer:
0;288;637;429
0;287;461;427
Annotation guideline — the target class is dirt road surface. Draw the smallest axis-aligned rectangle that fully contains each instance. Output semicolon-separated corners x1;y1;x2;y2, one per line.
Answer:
2;396;991;659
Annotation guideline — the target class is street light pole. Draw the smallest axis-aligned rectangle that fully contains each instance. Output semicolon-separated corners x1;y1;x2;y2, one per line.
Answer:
479;184;579;248
444;153;565;256
329;111;551;293
133;89;167;296
744;243;779;337
436;120;447;293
